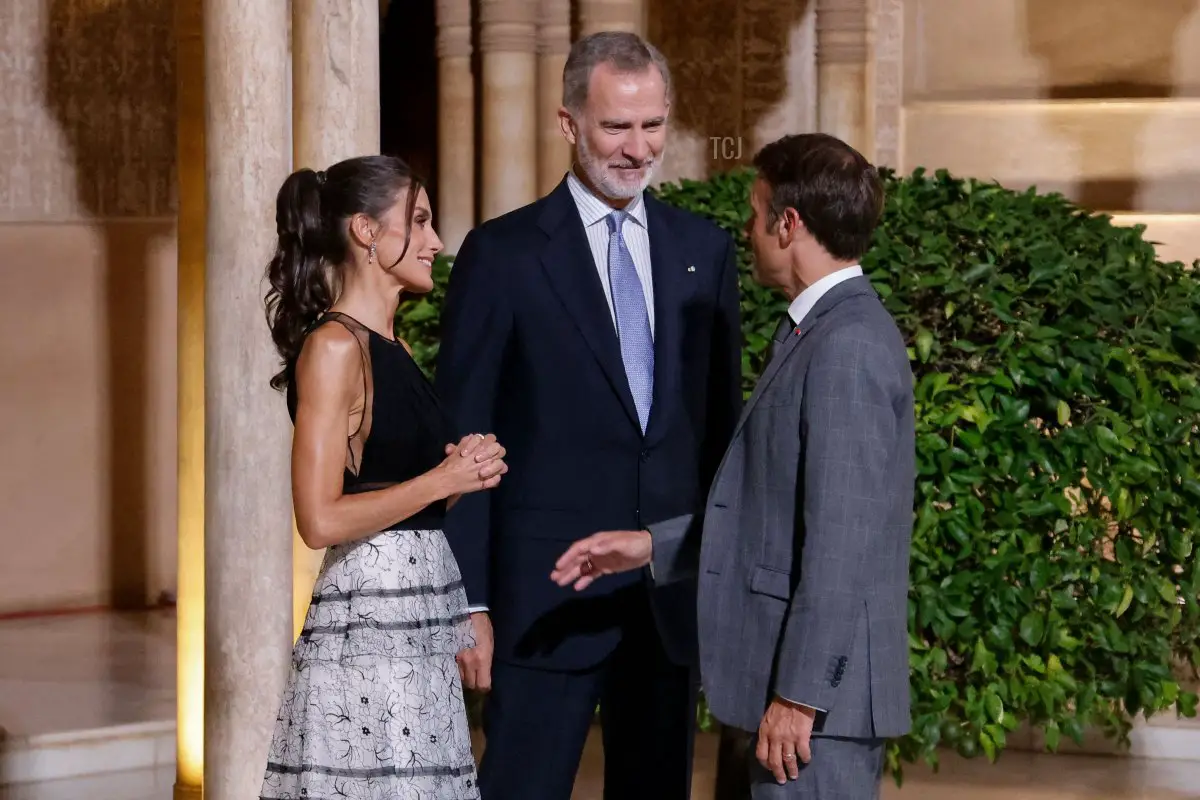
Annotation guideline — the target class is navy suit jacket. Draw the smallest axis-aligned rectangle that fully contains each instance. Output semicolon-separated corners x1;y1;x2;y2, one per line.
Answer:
435;177;742;670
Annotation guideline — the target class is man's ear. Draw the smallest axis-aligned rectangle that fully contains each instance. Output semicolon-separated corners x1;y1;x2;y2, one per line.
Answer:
558;107;578;145
778;207;805;246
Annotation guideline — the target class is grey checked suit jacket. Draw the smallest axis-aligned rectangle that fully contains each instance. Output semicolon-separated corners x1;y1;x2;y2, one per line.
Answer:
649;275;915;739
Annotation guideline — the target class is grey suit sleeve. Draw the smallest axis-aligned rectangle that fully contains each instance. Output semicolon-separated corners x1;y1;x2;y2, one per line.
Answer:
773;325;901;711
647;513;703;585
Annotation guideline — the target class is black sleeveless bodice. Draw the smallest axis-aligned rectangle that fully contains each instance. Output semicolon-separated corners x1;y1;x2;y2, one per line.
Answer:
287;312;451;530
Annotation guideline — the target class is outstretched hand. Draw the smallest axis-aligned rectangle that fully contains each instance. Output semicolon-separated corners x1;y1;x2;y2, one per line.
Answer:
550;530;653;591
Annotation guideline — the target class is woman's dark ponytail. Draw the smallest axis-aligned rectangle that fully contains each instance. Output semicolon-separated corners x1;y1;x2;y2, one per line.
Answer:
265;167;331;391
263;155;422;392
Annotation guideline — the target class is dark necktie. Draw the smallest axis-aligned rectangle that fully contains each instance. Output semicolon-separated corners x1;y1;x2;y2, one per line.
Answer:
767;314;794;364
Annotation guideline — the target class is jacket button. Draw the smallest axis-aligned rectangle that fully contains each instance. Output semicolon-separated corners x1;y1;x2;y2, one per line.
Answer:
640;450;649;461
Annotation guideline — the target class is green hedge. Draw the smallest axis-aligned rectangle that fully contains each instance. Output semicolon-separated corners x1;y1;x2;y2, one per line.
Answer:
398;167;1200;779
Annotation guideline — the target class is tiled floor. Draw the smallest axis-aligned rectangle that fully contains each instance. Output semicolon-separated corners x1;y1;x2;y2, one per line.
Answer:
2;611;1200;799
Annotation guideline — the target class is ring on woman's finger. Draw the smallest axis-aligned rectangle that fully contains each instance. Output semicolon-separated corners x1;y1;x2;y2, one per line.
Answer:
782;753;797;761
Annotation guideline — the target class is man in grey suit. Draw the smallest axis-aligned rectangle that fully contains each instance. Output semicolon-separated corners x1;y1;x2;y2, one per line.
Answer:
551;133;915;798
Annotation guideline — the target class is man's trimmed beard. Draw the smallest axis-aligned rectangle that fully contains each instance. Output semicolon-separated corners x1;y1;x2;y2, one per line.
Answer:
576;127;663;200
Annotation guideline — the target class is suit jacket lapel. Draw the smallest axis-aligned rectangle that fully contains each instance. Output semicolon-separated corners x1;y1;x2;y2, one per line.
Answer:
729;276;878;442
538;179;641;430
643;195;684;446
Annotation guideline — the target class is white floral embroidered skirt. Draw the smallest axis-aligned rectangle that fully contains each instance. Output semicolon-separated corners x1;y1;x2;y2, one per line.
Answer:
259;529;480;800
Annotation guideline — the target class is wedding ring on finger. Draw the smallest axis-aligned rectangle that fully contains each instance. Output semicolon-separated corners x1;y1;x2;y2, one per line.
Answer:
581;556;595;576
782;753;797;761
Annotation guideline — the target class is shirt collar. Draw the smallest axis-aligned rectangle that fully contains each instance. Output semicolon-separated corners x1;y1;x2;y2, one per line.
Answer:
787;265;864;326
566;168;647;229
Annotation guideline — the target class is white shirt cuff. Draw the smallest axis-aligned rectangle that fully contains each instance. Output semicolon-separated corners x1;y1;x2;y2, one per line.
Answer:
778;695;826;714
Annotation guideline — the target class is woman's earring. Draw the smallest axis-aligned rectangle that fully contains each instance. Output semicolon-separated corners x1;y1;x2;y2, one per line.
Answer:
368;241;376;264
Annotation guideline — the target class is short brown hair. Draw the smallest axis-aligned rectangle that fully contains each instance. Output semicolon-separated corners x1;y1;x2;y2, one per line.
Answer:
752;133;884;262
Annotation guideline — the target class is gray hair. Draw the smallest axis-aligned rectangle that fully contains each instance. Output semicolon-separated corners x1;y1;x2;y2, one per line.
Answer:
562;31;673;115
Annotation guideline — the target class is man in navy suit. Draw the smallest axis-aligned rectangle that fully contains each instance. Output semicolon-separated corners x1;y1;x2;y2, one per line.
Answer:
436;31;742;799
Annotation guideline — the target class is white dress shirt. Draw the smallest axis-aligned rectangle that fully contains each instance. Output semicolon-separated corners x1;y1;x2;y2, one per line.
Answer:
565;169;656;336
786;265;863;328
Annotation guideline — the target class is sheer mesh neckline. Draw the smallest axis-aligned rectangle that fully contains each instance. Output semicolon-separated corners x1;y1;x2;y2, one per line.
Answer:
323;310;403;346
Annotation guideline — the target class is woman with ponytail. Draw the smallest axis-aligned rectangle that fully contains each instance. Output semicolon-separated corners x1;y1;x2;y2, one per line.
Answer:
259;155;502;800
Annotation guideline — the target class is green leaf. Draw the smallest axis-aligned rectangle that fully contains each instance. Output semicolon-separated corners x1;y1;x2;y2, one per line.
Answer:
1043;722;1061;752
916;328;935;363
1115;584;1134;618
1019;612;1046;646
979;729;997;762
1056;399;1070;425
985;693;1005;725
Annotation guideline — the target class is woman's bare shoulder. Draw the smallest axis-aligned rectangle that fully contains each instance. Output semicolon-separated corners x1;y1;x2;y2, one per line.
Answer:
295;321;362;391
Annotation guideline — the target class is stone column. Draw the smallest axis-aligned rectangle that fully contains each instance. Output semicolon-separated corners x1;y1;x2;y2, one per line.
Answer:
480;0;539;220
290;0;380;638
436;0;475;253
578;0;646;36
538;0;572;195
202;2;295;799
293;0;380;168
174;1;205;798
816;0;870;154
870;0;903;167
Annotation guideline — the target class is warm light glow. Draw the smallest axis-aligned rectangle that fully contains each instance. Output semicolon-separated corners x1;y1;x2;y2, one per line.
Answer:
293;518;323;640
175;0;205;793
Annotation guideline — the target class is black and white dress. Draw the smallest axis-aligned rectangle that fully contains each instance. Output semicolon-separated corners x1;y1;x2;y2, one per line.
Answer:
260;312;479;800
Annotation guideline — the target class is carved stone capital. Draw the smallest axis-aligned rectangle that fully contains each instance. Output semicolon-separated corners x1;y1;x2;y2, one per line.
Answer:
436;0;470;28
479;0;539;53
538;0;572;56
816;0;869;65
436;0;473;58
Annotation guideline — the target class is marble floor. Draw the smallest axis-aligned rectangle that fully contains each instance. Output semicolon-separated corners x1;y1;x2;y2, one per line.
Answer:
5;738;1200;800
1;610;1199;799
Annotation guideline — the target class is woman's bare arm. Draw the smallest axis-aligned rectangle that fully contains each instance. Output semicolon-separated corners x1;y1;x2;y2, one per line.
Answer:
290;325;503;549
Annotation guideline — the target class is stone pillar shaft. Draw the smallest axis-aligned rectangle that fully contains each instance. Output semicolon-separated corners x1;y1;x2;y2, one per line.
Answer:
202;2;294;798
293;0;381;169
578;0;646;36
538;0;572;195
436;0;475;253
816;0;870;153
290;0;380;638
174;2;205;797
480;0;539;220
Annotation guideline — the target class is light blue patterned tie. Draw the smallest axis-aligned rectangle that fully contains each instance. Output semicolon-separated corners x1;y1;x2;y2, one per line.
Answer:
607;210;654;432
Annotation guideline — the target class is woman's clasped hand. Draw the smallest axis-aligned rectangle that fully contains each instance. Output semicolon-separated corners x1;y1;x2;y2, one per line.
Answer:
436;433;508;494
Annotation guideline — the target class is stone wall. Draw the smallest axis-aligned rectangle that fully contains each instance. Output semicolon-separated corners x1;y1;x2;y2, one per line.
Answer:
0;0;178;612
647;0;816;183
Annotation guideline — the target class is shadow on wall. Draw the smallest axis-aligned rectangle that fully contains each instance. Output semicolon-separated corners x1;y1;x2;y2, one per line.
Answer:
43;0;176;610
1023;0;1198;210
648;0;811;178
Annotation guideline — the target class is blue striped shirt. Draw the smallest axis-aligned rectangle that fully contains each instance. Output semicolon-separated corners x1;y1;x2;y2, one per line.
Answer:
565;170;656;338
